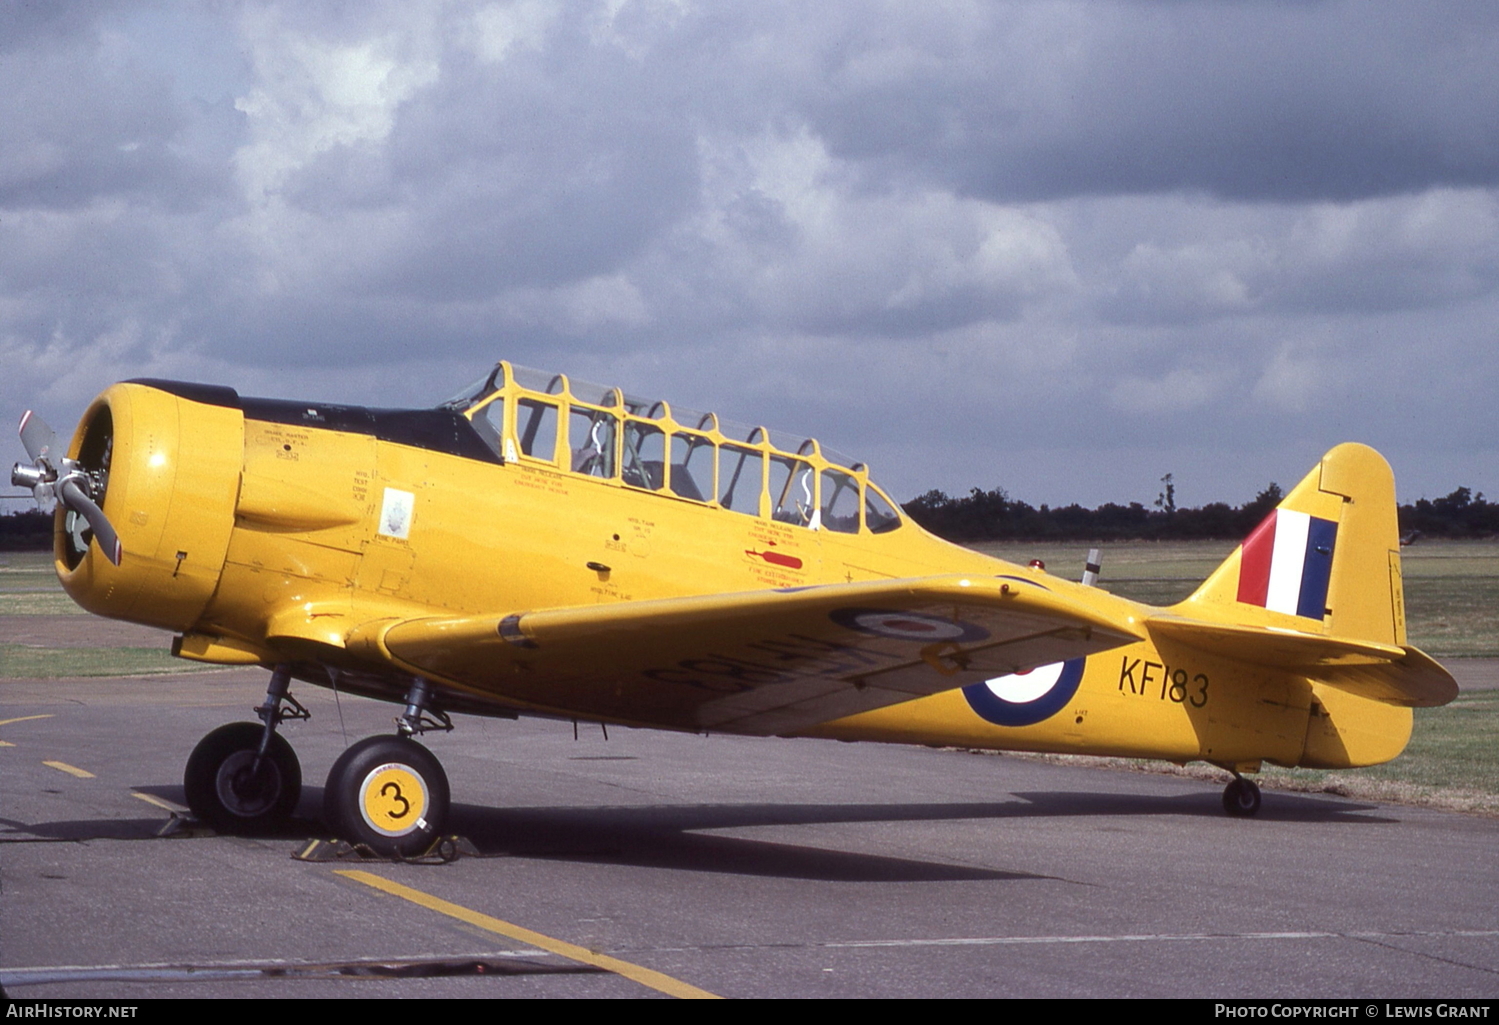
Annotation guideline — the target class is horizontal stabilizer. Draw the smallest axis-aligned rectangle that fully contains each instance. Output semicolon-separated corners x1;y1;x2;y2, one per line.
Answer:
1312;646;1459;709
1148;615;1405;666
1147;614;1456;708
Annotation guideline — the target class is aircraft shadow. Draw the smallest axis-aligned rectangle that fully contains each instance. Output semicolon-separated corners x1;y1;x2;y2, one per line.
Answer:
0;796;1030;883
0;786;1396;881
433;787;1396;880
0;814;173;843
444;801;1035;882
437;791;1397;863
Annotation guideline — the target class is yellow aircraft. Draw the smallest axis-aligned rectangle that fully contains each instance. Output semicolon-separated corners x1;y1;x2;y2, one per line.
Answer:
10;361;1457;855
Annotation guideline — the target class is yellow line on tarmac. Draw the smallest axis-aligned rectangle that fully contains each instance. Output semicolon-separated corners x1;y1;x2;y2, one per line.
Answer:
336;870;721;1000
42;760;95;778
0;714;54;727
132;792;185;812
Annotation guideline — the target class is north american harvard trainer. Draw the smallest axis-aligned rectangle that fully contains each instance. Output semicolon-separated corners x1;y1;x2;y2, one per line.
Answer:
10;362;1456;855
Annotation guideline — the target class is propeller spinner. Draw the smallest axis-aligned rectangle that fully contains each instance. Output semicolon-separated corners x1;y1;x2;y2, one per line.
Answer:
11;410;123;565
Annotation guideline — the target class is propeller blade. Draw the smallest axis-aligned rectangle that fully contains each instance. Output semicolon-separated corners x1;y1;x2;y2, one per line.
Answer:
58;477;122;566
67;508;90;554
18;410;58;463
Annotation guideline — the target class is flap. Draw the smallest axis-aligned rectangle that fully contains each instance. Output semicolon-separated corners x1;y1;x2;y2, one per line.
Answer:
348;574;1142;736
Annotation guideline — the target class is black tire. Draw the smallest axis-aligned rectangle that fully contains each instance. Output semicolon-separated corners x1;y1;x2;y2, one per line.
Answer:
323;735;450;858
1222;777;1262;818
184;722;302;834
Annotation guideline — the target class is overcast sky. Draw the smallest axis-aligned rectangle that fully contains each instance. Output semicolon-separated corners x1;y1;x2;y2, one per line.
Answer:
4;0;1497;510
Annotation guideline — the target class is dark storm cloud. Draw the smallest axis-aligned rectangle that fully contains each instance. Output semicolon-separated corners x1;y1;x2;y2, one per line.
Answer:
1086;190;1499;324
2;0;1497;507
0;1;119;53
348;39;702;299
0;45;181;210
803;1;1499;203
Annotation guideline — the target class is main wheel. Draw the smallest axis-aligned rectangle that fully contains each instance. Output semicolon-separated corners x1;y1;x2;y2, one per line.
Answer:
184;722;302;834
1222;777;1262;818
323;735;450;858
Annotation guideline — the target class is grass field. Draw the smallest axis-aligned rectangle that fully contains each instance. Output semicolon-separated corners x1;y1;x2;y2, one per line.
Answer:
1262;650;1499;809
0;552;82;616
974;538;1499;657
3;543;1495;812
0;551;191;675
0;642;197;677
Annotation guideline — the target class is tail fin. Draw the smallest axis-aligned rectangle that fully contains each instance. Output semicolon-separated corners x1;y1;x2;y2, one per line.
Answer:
1180;443;1404;646
1160;444;1454;709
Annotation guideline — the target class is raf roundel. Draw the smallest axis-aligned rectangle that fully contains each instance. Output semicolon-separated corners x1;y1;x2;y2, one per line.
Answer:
963;658;1086;727
830;607;990;644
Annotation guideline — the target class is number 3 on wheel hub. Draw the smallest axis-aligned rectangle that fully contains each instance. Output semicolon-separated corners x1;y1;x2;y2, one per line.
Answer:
359;763;428;837
324;735;450;857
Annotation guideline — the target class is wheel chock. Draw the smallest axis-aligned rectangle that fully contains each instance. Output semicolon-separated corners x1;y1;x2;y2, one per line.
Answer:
293;835;479;863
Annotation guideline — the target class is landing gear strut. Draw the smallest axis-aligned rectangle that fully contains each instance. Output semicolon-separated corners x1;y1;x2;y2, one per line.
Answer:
184;665;307;833
323;677;452;858
1222;772;1262;818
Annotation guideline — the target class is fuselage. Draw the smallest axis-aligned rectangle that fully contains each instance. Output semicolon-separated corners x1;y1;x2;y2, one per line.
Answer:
50;365;1413;773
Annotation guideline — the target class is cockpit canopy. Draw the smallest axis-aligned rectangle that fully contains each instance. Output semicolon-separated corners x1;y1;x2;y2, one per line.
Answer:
441;362;902;534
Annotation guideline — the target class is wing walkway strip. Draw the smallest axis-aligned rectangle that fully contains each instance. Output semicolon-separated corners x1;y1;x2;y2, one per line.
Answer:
336;869;721;999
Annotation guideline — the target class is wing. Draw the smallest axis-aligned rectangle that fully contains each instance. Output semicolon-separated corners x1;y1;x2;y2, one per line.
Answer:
347;575;1143;735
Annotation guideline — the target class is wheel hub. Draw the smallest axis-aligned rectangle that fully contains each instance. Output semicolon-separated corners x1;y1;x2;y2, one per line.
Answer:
358;762;429;837
216;751;282;817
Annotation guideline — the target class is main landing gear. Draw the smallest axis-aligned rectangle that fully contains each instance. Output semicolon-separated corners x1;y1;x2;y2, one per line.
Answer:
184;665;307;834
323;678;453;858
184;668;455;857
1222;773;1262;818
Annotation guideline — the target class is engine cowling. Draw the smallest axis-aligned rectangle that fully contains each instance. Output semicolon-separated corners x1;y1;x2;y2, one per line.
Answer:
56;382;244;633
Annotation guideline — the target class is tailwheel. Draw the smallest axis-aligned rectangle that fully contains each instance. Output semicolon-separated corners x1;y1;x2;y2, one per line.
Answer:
184;722;302;834
1222;776;1262;818
323;735;450;858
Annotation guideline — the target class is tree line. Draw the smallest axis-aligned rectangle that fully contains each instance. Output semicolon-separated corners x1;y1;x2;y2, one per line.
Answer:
901;483;1499;542
0;509;51;551
2;483;1496;552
